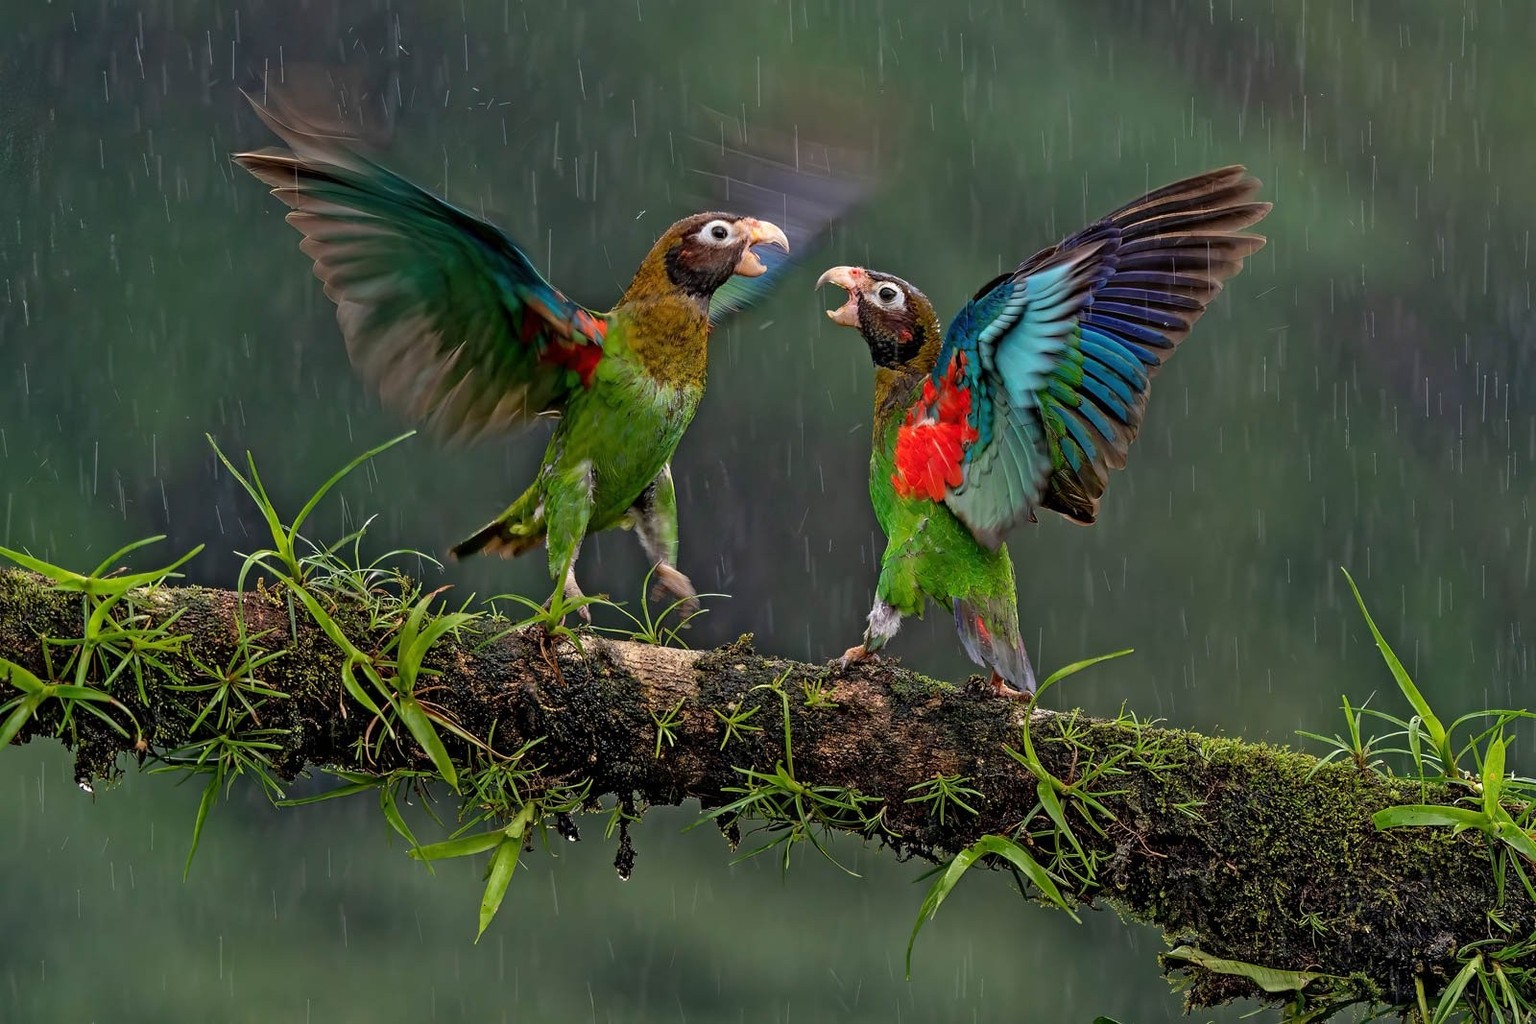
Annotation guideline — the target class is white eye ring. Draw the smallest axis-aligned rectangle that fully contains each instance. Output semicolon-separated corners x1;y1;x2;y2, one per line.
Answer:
699;219;735;246
873;283;905;308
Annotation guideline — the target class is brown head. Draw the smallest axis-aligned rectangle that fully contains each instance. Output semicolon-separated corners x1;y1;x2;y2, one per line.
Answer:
816;266;944;374
625;212;789;306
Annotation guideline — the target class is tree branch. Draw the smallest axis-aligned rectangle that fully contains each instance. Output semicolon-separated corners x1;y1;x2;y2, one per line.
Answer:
0;565;1527;1017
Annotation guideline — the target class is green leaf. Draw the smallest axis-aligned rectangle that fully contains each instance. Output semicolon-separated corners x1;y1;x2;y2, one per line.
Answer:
477;836;522;941
287;432;415;551
0;658;46;695
276;781;381;807
338;658;385;720
396;697;458;792
1164;945;1340;994
1039;648;1135;694
1340;568;1452;771
0;695;39;748
46;684;124;704
184;770;222;880
0;545;93;587
1036;780;1085;861
409;830;508;862
208;436;291;565
906;834;1077;978
1482;734;1507;818
1430;955;1482;1024
1490;812;1536;865
1373;804;1492;831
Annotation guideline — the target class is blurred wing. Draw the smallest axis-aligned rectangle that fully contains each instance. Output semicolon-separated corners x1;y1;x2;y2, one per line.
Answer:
233;92;608;444
683;131;871;328
899;166;1271;548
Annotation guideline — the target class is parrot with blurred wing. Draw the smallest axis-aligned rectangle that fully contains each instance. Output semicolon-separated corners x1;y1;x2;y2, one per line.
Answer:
817;166;1271;696
234;95;800;616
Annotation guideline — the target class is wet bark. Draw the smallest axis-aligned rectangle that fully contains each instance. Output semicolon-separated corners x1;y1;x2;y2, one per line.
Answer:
0;567;1526;1013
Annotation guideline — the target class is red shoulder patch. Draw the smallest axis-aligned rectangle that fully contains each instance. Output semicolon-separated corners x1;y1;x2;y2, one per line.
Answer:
525;309;606;388
892;354;979;502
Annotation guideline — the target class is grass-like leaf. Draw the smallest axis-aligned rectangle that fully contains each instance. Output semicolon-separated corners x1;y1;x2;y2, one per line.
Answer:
1372;805;1490;831
396;696;458;792
1340;567;1455;774
410;830;508;862
1037;648;1135;695
906;834;1077;978
1165;944;1341;994
184;770;222;880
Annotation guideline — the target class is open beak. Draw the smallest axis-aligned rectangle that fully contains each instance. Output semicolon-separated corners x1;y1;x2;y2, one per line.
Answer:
815;266;864;327
732;218;790;277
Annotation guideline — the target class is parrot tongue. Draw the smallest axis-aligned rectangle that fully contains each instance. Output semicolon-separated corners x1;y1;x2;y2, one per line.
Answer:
733;248;768;277
815;266;863;327
824;294;859;327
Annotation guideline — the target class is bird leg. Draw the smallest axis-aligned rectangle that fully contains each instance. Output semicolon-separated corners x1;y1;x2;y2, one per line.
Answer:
839;643;877;668
542;544;592;624
839;600;902;670
629;465;700;619
989;672;1032;701
649;563;700;617
562;561;592;624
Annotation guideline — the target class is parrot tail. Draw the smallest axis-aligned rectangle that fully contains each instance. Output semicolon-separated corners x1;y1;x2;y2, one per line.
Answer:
449;518;544;561
953;598;1037;697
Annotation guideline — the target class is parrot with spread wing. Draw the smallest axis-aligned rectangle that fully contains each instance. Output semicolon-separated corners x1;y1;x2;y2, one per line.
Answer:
234;95;818;616
817;166;1271;696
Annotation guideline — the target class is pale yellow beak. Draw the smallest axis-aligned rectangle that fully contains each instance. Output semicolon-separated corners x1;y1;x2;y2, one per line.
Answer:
815;265;865;327
733;218;791;277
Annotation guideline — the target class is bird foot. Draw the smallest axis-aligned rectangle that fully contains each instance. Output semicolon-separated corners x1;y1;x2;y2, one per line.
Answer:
839;644;876;670
650;563;700;619
989;672;1032;701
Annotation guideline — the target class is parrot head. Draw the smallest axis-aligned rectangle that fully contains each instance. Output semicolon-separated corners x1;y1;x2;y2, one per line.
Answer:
656;212;790;298
816;266;940;369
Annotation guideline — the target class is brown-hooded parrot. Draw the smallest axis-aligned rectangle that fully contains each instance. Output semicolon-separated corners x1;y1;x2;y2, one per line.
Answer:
817;167;1271;695
234;95;803;617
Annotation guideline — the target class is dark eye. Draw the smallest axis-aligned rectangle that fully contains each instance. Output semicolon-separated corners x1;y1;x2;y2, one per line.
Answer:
877;285;899;303
699;219;735;246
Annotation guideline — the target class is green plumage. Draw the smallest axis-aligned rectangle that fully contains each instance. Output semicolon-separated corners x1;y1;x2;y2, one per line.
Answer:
234;92;794;612
465;304;705;579
819;167;1269;696
864;335;1031;691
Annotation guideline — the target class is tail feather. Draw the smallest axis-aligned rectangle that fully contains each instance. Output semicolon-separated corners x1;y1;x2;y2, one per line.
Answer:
954;598;1036;695
450;519;543;561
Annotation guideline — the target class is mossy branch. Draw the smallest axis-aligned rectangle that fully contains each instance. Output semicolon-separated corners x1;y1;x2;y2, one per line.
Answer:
1;564;1531;1019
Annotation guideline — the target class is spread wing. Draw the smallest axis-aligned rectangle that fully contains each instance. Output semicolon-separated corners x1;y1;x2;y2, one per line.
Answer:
234;92;608;444
894;166;1272;548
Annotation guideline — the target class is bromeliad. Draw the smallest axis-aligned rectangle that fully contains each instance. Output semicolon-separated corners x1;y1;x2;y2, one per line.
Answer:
235;95;795;617
817;167;1271;696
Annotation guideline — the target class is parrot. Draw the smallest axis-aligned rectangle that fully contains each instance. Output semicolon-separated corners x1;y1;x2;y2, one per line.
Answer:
233;95;800;618
816;166;1271;696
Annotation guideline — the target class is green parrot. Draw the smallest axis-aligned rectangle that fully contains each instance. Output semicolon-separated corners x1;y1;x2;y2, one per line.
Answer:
234;97;796;617
817;166;1271;695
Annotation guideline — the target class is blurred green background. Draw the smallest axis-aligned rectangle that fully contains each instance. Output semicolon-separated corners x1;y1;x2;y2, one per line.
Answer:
2;1;1530;1020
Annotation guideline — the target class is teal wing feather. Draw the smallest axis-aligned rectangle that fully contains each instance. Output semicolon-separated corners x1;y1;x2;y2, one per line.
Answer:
916;166;1272;548
234;93;608;444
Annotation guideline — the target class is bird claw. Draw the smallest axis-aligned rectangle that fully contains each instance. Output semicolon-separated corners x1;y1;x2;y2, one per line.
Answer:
989;672;1032;701
838;644;875;671
650;563;700;619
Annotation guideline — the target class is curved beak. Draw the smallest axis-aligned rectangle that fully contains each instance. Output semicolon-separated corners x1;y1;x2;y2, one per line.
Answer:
732;218;791;278
815;265;864;328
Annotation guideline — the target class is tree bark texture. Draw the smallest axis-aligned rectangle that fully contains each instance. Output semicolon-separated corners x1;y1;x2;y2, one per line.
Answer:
0;567;1525;1014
